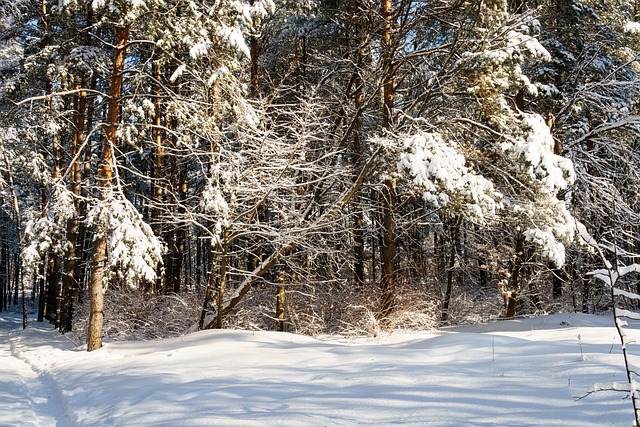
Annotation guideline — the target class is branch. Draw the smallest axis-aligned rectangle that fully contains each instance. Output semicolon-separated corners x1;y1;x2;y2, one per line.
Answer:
574;382;631;400
201;146;383;329
12;89;108;106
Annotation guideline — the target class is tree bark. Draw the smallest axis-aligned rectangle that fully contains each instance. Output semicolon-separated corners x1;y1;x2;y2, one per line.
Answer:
0;214;7;313
246;13;265;273
441;217;460;323
172;166;188;294
380;179;397;321
216;242;228;329
504;235;524;319
351;10;366;287
87;23;130;352
381;0;394;132
76;69;98;307
379;0;397;324
276;269;285;331
61;71;87;333
249;0;261;98
43;29;63;325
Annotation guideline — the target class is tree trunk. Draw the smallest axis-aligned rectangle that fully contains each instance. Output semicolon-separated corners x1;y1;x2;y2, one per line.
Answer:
552;265;565;299
441;218;460;323
246;14;265;274
61;72;87;333
87;23;130;352
75;71;98;307
379;0;396;324
45;255;60;323
380;179;397;322
163;156;177;294
276;269;286;331
198;245;218;330
581;255;592;313
505;292;517;319
504;235;524;319
0;230;6;312
351;12;366;287
172;166;188;294
37;261;46;322
11;254;18;306
249;0;261;98
381;0;394;132
150;61;167;294
216;241;229;329
87;232;106;351
43;25;63;325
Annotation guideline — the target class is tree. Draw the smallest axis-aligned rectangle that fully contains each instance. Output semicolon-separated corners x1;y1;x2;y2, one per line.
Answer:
2;0;640;340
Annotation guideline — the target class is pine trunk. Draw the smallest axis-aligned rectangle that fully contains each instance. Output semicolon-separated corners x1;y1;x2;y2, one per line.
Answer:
441;218;460;323
172;167;188;294
379;0;396;323
247;15;264;273
216;242;228;329
0;229;6;312
61;73;87;333
76;71;98;305
276;270;285;331
352;12;366;287
87;23;130;352
504;235;524;319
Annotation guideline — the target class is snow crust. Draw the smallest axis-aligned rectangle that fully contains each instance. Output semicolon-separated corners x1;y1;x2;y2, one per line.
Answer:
1;312;637;426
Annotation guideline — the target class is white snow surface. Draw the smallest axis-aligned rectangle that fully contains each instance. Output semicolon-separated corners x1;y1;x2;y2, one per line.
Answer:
1;312;637;426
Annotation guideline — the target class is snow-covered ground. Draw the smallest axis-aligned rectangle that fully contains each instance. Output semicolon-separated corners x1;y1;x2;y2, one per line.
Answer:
0;312;636;426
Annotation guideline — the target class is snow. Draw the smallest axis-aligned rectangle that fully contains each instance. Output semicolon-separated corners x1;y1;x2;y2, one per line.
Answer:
624;22;640;35
1;312;638;426
86;198;164;288
512;113;575;194
217;26;251;59
188;42;208;60
523;227;568;267
398;132;502;222
169;64;187;83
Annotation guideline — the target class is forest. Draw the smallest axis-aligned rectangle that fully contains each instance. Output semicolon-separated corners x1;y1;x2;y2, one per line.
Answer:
0;0;639;351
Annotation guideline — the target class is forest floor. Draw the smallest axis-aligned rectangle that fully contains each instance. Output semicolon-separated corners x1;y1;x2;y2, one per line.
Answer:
0;310;636;426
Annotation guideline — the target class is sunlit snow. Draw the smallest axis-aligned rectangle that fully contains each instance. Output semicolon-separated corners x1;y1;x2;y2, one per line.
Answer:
624;21;640;35
1;312;637;426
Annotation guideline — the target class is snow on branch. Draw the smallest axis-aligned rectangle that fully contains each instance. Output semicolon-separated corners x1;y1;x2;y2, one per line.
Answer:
616;310;640;322
397;132;502;223
13;89;107;106
87;196;165;290
624;22;640;35
575;381;631;400
614;288;640;301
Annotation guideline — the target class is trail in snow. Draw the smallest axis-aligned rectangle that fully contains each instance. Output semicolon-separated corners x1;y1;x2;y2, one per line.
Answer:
0;314;72;427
